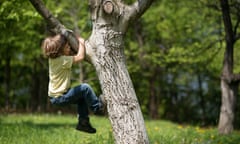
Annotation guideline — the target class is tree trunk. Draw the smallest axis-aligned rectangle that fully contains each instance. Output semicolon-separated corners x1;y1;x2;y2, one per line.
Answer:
218;0;238;134
85;1;153;143
86;24;149;144
84;0;154;142
30;59;40;112
148;68;160;119
197;74;206;125
218;79;237;134
4;52;11;111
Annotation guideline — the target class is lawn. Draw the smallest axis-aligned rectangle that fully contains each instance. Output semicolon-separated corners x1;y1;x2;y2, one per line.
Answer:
0;114;239;144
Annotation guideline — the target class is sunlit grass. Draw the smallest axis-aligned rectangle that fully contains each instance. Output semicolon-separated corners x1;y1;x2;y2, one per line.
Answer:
146;120;240;144
0;114;239;144
0;114;113;144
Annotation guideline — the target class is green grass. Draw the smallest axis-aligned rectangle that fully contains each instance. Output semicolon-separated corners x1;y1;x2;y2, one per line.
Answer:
0;114;239;144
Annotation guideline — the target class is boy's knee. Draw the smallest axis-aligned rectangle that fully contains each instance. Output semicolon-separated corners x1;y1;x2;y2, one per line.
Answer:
81;83;91;90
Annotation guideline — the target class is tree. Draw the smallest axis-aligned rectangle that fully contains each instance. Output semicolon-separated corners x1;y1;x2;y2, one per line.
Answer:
218;0;240;134
29;0;153;143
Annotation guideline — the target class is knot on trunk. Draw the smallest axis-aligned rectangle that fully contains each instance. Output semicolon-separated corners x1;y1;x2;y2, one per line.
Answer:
119;98;138;111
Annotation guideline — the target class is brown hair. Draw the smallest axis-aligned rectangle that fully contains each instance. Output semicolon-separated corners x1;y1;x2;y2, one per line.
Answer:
42;34;67;58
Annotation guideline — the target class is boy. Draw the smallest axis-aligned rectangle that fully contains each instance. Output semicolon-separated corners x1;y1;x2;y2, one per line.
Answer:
42;34;102;134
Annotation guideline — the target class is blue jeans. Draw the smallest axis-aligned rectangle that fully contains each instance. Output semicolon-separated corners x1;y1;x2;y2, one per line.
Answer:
49;83;101;119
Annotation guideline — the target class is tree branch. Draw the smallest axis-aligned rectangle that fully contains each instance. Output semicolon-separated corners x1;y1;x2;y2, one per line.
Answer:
235;33;240;41
205;4;221;11
29;0;79;53
231;74;240;83
233;16;240;42
222;73;240;84
128;0;154;20
29;0;63;32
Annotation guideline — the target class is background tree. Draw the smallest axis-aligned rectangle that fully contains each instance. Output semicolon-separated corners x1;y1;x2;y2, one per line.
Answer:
218;0;240;134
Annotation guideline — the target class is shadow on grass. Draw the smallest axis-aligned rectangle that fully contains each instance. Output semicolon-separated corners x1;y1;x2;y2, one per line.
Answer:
0;120;76;130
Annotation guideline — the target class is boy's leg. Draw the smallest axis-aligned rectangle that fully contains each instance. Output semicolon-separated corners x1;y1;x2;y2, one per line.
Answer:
78;83;102;113
75;99;96;133
49;83;99;133
75;83;102;133
50;83;103;116
76;117;96;133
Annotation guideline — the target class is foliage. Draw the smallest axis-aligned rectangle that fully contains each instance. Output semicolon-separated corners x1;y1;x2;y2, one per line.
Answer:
124;0;227;124
0;0;240;128
0;114;239;144
0;0;46;109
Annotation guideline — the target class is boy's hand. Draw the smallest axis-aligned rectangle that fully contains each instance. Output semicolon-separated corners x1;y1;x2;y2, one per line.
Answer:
61;28;79;54
61;28;73;37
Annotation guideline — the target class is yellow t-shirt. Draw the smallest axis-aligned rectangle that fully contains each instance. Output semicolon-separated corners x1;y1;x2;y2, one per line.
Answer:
48;56;73;97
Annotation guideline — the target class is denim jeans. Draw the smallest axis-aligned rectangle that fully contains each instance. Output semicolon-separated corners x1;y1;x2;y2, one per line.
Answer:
49;83;101;119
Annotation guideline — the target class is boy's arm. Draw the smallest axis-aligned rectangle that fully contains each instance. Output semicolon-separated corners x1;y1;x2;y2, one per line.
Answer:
73;38;85;63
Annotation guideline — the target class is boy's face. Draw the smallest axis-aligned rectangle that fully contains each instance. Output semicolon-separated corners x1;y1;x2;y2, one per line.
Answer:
62;43;76;56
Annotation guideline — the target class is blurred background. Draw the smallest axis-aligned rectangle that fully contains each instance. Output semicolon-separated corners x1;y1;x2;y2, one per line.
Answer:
0;0;240;129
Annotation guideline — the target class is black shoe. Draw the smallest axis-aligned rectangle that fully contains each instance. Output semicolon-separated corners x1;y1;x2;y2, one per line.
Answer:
76;118;96;134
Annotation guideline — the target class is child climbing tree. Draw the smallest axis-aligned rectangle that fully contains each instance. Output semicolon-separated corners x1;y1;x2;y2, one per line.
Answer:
29;0;153;143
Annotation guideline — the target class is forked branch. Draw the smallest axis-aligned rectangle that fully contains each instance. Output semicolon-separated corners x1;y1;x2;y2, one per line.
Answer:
129;0;154;20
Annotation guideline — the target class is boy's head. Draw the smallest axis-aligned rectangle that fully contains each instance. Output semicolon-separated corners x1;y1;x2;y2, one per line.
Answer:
42;34;75;58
